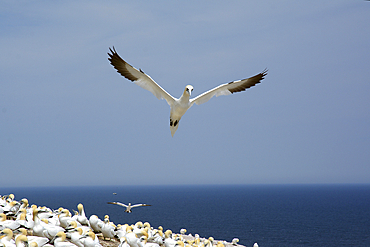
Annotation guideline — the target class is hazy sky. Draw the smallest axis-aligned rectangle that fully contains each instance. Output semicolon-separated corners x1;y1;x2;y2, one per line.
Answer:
1;1;369;187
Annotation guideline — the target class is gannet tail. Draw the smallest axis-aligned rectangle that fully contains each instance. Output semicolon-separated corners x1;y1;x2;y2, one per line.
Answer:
170;118;180;137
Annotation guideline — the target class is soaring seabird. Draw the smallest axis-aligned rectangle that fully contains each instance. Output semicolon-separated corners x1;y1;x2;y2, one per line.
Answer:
108;47;267;136
107;202;151;213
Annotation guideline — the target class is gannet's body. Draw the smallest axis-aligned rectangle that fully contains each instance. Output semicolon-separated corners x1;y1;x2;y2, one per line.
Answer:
108;47;267;136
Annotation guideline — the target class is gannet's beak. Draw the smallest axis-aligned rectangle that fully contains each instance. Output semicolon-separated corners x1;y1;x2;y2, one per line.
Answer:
186;86;193;96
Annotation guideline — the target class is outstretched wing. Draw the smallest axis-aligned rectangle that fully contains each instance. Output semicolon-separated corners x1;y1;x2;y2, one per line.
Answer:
108;47;176;106
190;69;267;106
107;202;128;208
131;204;151;208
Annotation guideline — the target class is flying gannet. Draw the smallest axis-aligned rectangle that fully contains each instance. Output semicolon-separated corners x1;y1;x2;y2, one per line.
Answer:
108;47;267;137
107;202;151;213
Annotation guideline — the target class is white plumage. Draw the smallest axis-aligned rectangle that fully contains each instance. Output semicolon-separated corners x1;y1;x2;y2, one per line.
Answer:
108;47;267;137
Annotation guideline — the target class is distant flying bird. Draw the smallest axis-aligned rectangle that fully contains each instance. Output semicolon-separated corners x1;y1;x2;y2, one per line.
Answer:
107;202;151;213
108;47;267;137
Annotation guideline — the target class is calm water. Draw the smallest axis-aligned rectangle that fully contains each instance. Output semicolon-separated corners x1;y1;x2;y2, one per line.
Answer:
2;184;370;247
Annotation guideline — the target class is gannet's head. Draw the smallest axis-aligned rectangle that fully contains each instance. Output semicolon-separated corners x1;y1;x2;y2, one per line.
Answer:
184;85;193;96
56;231;67;241
78;203;84;213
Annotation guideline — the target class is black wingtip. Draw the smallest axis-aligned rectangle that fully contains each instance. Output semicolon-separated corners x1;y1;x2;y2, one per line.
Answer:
262;68;268;74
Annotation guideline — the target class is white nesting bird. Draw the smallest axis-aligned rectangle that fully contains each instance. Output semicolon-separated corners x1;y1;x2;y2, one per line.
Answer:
17;211;33;229
79;231;102;247
16;228;49;247
107;202;151;213
0;213;20;230
0;228;16;247
204;237;214;247
88;215;103;233
71;204;89;226
58;209;73;229
15;235;28;247
118;237;130;247
100;215;116;240
108;47;267;136
68;227;84;247
115;224;129;239
125;225;142;247
164;230;176;247
231;238;239;245
53;232;78;247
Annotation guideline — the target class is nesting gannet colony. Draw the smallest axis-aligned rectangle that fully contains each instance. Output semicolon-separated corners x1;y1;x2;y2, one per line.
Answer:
108;47;267;137
0;194;259;247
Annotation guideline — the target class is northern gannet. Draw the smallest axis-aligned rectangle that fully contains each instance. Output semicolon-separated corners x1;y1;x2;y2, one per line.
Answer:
16;229;49;247
58;209;73;229
79;231;102;247
101;215;116;240
231;238;239;245
15;234;28;247
53;232;78;247
118;237;130;247
125;226;142;247
71;204;89;226
108;47;267;136
164;230;176;247
0;228;16;247
0;213;20;230
107;202;151;213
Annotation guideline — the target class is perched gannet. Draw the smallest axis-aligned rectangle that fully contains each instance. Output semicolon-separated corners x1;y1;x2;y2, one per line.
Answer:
53;232;78;247
107;202;151;213
108;47;267;136
5;194;15;203
14;229;49;247
66;221;90;236
26;235;49;247
68;227;84;247
174;240;188;247
125;225;142;247
164;230;176;247
204;237;214;247
32;210;64;240
0;228;16;247
58;209;73;229
32;210;48;238
79;231;102;247
100;215;116;240
147;229;164;245
1;201;19;216
231;238;239;245
88;216;103;233
115;224;129;239
118;237;129;247
15;234;28;247
0;213;20;230
71;204;89;226
13;199;28;217
17;212;33;229
140;236;160;247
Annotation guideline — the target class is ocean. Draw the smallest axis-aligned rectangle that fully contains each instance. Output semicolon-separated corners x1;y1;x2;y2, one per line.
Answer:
2;184;370;247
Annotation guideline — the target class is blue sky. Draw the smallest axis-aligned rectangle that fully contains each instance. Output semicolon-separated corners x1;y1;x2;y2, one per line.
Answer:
1;1;369;187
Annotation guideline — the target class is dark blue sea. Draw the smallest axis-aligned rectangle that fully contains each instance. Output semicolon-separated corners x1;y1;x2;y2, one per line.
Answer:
2;184;370;247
